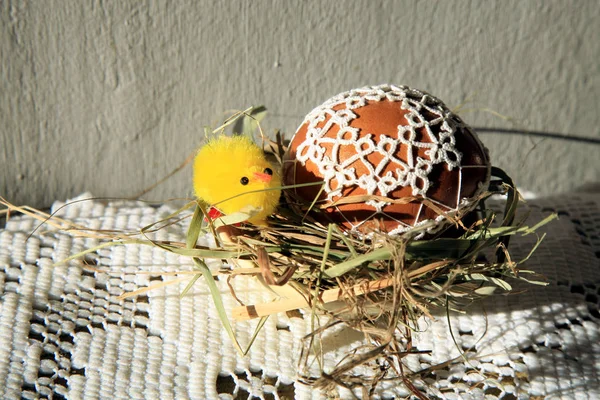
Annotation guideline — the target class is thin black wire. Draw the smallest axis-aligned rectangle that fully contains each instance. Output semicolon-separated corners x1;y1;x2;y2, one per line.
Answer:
474;127;600;145
270;112;600;146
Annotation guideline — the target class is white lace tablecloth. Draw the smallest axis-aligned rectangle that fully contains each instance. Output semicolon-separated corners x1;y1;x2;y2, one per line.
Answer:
1;192;599;399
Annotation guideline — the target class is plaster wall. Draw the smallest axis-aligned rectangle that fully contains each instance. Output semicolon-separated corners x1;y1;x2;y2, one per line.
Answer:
1;0;598;208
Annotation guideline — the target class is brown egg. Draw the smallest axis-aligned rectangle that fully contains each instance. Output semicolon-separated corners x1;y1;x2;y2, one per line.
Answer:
283;85;491;236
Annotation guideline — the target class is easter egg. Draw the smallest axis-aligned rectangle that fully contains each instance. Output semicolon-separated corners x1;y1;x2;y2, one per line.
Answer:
282;84;491;236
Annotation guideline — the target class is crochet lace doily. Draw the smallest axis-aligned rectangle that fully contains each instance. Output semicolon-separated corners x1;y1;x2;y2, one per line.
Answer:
1;192;599;399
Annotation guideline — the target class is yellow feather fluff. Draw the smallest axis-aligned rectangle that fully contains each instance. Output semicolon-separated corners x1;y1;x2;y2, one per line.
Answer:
192;135;281;225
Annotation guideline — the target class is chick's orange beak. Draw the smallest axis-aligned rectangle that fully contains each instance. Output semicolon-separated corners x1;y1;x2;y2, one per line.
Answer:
253;172;272;183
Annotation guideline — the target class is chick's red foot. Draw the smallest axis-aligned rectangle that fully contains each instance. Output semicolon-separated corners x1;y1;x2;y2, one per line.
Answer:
205;207;223;221
204;206;242;227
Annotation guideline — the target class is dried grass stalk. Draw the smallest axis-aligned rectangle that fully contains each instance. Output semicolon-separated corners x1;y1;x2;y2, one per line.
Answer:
0;109;556;396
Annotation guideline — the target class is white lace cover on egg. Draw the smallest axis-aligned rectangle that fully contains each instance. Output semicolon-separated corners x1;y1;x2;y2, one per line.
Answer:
294;84;490;235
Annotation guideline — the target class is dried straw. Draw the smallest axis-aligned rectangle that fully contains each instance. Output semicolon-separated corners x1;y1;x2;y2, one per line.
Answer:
0;108;556;396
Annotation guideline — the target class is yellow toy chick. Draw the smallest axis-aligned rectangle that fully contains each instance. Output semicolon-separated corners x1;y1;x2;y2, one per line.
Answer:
193;135;281;225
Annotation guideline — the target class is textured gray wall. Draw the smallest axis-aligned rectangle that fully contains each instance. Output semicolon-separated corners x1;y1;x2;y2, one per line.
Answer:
1;0;598;208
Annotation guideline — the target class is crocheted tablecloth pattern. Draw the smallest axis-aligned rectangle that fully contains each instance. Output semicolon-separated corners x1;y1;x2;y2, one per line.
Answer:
0;192;599;399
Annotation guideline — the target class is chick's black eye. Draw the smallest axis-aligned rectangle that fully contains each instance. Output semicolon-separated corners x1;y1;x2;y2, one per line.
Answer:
264;168;273;175
240;176;249;185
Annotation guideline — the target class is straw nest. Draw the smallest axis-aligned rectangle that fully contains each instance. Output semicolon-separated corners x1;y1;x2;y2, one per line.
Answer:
0;109;555;397
191;132;553;395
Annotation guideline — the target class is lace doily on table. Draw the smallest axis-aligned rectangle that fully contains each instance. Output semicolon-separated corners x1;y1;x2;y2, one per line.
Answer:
293;84;490;236
0;192;599;399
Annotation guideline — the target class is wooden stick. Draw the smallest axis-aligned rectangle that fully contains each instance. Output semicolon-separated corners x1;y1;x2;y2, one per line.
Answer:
217;221;451;321
232;276;396;320
231;260;449;320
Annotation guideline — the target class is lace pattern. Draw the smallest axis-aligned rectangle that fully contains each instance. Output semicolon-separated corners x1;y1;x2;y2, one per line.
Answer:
1;192;599;399
293;85;490;235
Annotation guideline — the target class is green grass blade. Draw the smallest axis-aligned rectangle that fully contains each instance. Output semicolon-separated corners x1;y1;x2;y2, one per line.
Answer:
301;184;326;223
332;224;358;258
465;226;522;240
465;273;512;291
237;105;267;138
515;270;549;286
186;202;203;249
192;257;244;354
54;240;129;265
185;202;267;355
55;237;243;266
243;316;269;355
180;273;202;298
145;241;251;259
518;232;546;265
491;167;518;227
406;239;472;260
319;224;334;275
522;213;558;235
212;181;324;210
212;107;254;135
212;207;261;228
190;257;266;355
285;244;347;259
140;200;196;236
323;247;392;278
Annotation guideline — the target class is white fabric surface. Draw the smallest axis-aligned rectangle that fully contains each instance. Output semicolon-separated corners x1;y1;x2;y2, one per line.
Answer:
0;192;599;399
